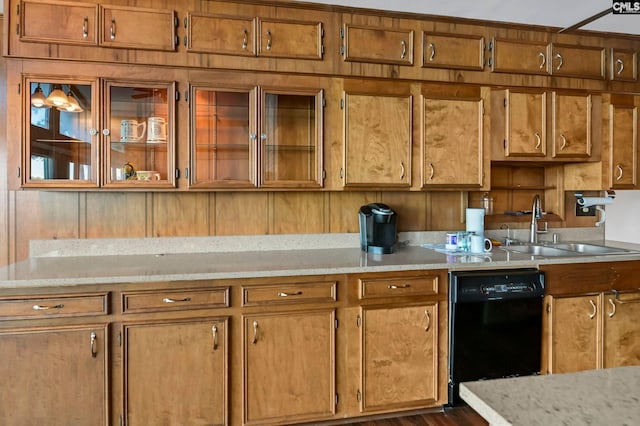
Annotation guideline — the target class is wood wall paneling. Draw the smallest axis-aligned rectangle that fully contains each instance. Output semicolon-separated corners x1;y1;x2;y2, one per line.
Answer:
213;192;269;236
85;192;147;239
152;193;210;237
0;16;8;267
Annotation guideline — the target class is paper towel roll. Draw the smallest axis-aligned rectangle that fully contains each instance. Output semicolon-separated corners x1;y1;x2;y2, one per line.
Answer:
466;208;485;238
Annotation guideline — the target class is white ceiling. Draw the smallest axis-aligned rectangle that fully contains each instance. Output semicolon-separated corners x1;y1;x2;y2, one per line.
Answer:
299;0;640;36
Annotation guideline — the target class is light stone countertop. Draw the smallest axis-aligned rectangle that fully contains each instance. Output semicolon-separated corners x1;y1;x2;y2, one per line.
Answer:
1;231;639;289
460;366;640;426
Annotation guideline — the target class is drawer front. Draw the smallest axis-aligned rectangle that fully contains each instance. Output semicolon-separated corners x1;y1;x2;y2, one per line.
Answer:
360;275;439;299
242;281;337;306
0;293;109;319
122;288;229;313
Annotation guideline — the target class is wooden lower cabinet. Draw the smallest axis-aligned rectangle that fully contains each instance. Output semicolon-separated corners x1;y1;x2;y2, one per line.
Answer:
242;309;336;425
0;324;109;426
359;303;440;412
121;318;228;426
546;290;640;374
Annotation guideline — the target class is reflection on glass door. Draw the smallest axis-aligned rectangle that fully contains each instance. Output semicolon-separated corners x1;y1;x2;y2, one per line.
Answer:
26;79;95;185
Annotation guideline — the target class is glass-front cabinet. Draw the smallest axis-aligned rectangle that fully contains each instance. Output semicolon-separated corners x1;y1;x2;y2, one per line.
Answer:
191;85;323;189
23;75;176;188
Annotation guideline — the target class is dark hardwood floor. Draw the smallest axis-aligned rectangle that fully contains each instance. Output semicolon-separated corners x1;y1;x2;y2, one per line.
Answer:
343;406;488;426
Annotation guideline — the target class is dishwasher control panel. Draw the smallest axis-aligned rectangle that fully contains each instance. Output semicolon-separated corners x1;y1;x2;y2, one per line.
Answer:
450;269;545;302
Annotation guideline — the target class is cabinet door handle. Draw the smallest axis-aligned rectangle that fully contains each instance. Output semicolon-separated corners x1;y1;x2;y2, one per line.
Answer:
252;320;259;344
242;28;248;50
428;42;435;61
424;309;431;332
534;132;541;150
559;134;567;151
589;299;597;319
616;164;624;181
616;58;624;76
32;304;64;311
388;284;410;289
608;298;616;318
400;40;407;59
110;18;116;41
538;51;546;69
278;291;302;297
400;162;405;180
428;163;434;180
266;30;272;51
212;325;218;350
90;331;97;358
162;297;192;303
82;16;89;39
554;53;563;70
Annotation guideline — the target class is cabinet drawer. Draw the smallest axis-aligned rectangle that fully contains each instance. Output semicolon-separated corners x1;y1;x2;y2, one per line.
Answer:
122;288;229;313
0;293;108;319
242;281;337;306
359;275;439;299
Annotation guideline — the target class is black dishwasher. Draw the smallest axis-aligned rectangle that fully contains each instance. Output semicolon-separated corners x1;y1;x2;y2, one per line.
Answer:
448;268;545;406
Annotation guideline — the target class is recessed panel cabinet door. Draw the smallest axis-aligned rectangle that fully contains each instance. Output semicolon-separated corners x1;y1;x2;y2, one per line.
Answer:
343;93;412;187
360;304;439;412
343;24;414;65
258;19;324;60
188;12;256;56
123;319;228;426
504;90;547;157
20;0;98;45
603;291;640;368
552;92;592;158
243;310;336;424
550;44;606;80
422;33;484;70
490;38;550;75
0;325;108;426
548;295;600;373
609;104;638;188
610;48;638;81
100;5;176;51
423;97;483;187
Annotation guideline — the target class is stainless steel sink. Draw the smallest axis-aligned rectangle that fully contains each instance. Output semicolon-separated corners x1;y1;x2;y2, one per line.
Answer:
503;242;638;257
502;245;576;257
547;243;634;255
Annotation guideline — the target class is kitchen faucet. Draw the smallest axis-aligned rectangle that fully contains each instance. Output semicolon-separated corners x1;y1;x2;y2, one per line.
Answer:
530;195;543;243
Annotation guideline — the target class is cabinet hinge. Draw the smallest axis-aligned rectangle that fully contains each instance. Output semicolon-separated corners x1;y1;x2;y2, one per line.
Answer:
356;389;362;402
340;167;344;179
322;98;326;108
340;98;344;109
17;167;21;178
322;169;326;181
184;90;189;102
175;90;180;101
117;332;122;346
503;140;506;149
487;57;493;68
184;167;190;180
175;168;181;179
16;23;20;35
339;28;344;39
503;98;507;108
184;35;188;47
17;83;20;94
174;15;179;28
546;302;551;314
335;393;339;406
175;35;180;48
356;314;361;327
321;44;325;56
334;318;338;329
340;45;345;56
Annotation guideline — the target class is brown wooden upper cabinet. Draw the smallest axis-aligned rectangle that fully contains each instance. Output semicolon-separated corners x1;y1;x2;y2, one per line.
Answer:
608;99;638;189
502;89;547;158
549;43;606;80
610;48;638;81
18;1;177;51
341;24;414;65
422;95;484;187
422;32;484;70
342;90;412;188
551;92;592;159
187;13;324;60
489;38;550;75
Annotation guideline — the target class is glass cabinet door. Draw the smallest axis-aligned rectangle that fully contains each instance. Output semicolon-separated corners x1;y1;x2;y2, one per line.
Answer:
24;78;98;187
104;80;175;187
191;86;257;188
260;89;323;188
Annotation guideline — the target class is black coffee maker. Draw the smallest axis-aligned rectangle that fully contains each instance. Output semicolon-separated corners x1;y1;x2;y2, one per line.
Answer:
358;203;398;254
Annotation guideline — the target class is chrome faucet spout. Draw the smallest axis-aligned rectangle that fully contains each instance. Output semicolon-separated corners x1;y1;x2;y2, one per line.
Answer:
530;195;542;243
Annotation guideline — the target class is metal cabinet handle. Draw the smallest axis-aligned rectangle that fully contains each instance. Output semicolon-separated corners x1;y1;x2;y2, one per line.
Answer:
249;132;257;141
538;51;546;69
252;320;259;344
560;134;567;150
212;325;218;350
428;42;435;61
424;309;431;332
555;53;563;70
278;291;302;297
608;298;616;318
110;18;116;41
266;30;272;51
102;128;110;136
400;162;405;180
33;304;64;310
589;299;597;319
162;297;192;303
260;133;267;141
82;16;89;39
428;163;434;180
90;331;97;358
616;58;624;76
242;28;248;50
613;289;640;304
534;132;541;150
616;163;624;181
400;40;406;59
388;284;410;289
89;128;98;136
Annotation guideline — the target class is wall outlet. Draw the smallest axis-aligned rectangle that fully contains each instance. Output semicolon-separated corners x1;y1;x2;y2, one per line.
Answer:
576;204;597;216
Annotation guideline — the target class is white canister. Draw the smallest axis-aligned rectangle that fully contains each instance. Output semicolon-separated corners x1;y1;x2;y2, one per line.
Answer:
466;208;485;238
